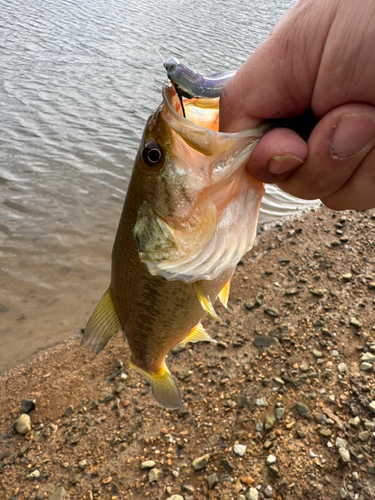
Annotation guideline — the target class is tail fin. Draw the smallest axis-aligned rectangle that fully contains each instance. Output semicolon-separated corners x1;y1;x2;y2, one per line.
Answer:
130;361;182;410
82;288;122;354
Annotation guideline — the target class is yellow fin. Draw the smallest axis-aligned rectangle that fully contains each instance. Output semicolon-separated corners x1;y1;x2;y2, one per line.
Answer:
193;282;223;323
218;277;232;308
181;323;216;344
82;288;122;354
130;361;182;410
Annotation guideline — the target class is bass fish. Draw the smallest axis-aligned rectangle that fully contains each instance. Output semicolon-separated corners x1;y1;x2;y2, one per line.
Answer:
83;70;269;409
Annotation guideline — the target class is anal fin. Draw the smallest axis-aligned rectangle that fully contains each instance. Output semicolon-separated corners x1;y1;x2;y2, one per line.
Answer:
180;323;216;343
218;277;231;308
130;361;182;410
82;287;122;354
193;282;223;323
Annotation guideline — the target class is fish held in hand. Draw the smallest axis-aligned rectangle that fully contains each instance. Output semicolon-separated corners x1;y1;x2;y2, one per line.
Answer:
83;77;269;409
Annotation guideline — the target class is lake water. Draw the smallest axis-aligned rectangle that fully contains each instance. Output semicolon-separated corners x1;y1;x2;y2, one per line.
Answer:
0;0;313;371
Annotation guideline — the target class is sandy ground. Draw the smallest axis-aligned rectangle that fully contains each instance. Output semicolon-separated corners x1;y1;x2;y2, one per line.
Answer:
1;206;375;500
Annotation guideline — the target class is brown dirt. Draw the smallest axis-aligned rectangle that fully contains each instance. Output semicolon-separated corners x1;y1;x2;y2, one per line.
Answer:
1;206;375;500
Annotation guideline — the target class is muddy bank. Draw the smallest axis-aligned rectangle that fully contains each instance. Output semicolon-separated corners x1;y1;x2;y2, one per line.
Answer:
1;206;375;500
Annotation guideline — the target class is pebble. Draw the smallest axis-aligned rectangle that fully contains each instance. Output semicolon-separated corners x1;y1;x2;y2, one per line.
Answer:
266;454;276;465
65;405;74;415
264;415;276;430
149;468;162;483
331;350;339;357
21;398;36;413
166;496;184;500
255;421;264;432
48;487;70;500
295;402;309;418
256;396;268;407
177;402;189;417
348;416;360;428
337;363;347;373
264;485;273;498
28;470;40;479
339;487;348;499
141;460;155;469
349;317;362;328
14;414;31;434
247;487;258;500
358;431;370;441
276;407;285;420
335;437;348;449
360;362;373;371
233;444;247;457
361;352;375;363
264;306;279;317
78;459;88;469
342;273;352;281
339;448;350;463
206;472;219;489
192;454;210;470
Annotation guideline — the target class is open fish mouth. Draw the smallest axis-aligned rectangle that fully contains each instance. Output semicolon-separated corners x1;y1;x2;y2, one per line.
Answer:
133;81;270;284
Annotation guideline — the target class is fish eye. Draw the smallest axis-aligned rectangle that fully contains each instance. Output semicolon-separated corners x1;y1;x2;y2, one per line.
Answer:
142;140;164;168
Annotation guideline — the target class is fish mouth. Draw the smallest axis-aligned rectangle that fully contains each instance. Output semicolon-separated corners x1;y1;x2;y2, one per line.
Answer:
135;81;270;283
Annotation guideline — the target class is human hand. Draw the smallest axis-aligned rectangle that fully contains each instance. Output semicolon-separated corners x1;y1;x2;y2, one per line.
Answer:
219;0;375;210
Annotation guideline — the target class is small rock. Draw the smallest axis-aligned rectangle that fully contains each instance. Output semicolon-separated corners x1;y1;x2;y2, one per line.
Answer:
315;412;327;424
361;352;375;363
253;336;278;347
65;405;74;415
266;454;276;465
256;396;269;407
285;288;299;296
310;289;324;297
339;487;348;499
339;448;350;463
192;454;210;470
369;401;375;414
264;415;276;430
313;350;323;358
264;485;273;498
115;383;125;394
48;486;70;500
21;399;36;413
247;487;259;500
358;431;370;441
206;472;219;489
28;470;40;479
360;362;373;371
272;377;284;386
269;464;279;475
182;484;195;494
141;460;155;469
295;402;309;418
335;437;348;449
233;444;247;457
264;306;279;317
177;403;189;417
319;429;332;437
78;459;88;469
14;414;31;435
149;468;162;483
166;496;184;500
276;407;285;420
263;440;273;450
349;317;362;328
331;350;339;357
342;273;352;281
236;394;251;409
348;416;361;428
337;363;347;373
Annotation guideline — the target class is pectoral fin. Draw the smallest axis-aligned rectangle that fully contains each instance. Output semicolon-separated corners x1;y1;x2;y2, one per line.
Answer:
181;323;216;343
82;288;122;354
218;277;231;308
130;361;182;410
193;282;223;323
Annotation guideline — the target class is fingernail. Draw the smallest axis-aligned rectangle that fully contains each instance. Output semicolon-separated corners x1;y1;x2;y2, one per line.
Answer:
268;155;305;174
331;113;375;159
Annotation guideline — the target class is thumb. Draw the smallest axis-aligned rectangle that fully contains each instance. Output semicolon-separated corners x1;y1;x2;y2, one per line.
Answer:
219;0;336;132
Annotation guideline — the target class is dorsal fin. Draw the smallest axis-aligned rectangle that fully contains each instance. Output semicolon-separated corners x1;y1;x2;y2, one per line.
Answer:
82;288;122;354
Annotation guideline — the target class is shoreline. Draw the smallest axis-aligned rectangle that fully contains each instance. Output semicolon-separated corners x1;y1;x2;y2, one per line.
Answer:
1;205;375;500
